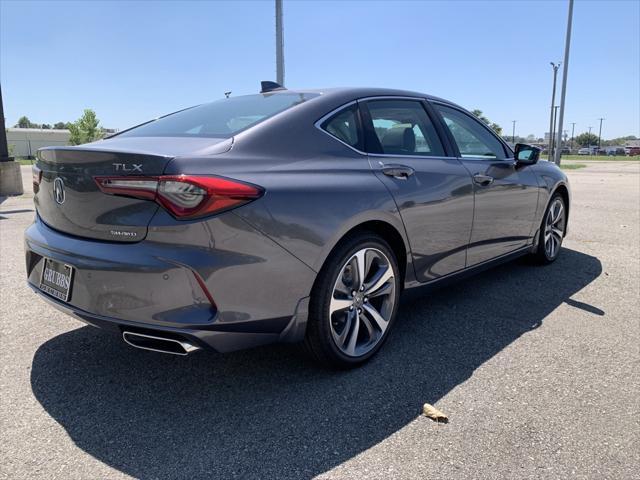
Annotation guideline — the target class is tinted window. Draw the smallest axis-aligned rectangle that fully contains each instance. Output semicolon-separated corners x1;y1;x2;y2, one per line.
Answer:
435;104;506;159
119;93;319;138
321;104;362;149
365;100;444;156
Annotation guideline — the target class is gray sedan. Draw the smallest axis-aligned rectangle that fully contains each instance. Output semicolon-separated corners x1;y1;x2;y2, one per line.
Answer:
25;83;569;368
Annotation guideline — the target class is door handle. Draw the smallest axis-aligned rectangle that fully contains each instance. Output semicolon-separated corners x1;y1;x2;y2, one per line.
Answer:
382;165;415;180
473;174;494;186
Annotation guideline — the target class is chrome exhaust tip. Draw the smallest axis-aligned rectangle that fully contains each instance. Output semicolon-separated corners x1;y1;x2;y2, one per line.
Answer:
122;331;200;356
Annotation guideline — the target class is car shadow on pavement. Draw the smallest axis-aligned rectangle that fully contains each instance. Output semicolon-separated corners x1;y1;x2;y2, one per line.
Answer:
30;248;602;479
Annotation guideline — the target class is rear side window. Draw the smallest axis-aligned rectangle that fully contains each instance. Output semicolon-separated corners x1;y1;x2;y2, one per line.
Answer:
118;93;319;138
435;104;507;159
321;104;363;150
364;100;445;157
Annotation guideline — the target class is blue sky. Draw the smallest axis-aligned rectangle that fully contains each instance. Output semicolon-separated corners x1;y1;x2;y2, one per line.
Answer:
1;0;638;138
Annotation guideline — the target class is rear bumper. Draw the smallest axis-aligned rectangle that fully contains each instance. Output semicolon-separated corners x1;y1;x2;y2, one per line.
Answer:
28;282;309;353
25;214;315;352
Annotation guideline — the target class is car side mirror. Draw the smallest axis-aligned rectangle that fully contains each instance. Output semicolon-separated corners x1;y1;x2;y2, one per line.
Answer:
514;143;540;165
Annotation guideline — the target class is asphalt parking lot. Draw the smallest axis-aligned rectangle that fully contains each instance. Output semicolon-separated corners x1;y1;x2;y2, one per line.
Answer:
1;161;638;480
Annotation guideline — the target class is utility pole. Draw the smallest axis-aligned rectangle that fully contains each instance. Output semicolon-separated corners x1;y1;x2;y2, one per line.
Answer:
275;0;285;86
570;122;576;152
554;0;574;165
551;105;559;158
512;120;516;144
548;62;561;160
597;117;604;151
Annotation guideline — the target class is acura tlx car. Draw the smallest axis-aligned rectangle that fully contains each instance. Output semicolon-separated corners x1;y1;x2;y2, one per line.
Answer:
25;82;570;368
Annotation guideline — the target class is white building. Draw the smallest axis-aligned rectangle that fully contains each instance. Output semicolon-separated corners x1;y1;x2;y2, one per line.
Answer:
6;128;70;157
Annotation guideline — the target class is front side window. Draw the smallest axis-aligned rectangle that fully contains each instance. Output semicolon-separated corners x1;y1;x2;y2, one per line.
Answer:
321;104;362;150
118;92;319;138
435;104;506;159
365;100;445;156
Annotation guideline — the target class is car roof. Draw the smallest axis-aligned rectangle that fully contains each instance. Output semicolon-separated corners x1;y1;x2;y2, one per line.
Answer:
266;87;462;109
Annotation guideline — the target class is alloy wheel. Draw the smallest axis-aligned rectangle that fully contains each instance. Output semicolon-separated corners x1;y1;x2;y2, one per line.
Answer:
544;198;565;259
329;247;396;357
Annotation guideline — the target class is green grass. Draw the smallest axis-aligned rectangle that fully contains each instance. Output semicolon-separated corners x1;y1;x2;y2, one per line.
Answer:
16;158;35;165
560;163;587;170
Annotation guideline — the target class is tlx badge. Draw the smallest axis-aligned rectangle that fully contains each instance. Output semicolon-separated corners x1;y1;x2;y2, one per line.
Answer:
113;163;143;173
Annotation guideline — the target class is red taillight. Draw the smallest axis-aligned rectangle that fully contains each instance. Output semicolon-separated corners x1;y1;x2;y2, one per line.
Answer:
94;175;263;219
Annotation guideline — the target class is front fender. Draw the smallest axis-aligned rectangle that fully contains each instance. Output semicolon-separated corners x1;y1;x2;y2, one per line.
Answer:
532;161;571;235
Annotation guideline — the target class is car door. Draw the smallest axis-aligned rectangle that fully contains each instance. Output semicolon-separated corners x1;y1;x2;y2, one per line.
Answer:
432;103;539;266
360;98;474;282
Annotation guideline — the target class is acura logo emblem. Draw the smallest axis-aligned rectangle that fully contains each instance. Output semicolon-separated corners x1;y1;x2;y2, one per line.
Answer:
53;178;66;205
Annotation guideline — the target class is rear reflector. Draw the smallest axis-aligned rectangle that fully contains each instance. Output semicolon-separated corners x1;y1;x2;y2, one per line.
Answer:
94;175;263;219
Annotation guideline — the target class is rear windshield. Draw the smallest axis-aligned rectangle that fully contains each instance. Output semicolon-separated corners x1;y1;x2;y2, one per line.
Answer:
118;92;319;138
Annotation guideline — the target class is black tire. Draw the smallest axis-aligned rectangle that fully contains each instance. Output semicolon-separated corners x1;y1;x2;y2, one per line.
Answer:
531;193;567;264
304;232;401;369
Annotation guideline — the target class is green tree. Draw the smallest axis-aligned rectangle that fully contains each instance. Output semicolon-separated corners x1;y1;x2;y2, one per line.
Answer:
68;109;104;145
15;116;36;128
601;135;638;146
574;132;599;147
471;109;502;136
41;124;51;129
53;122;67;130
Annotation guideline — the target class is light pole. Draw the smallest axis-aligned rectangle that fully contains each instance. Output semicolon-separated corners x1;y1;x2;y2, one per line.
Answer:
554;0;574;165
548;62;561;159
275;0;285;86
597;117;604;151
551;105;559;158
512;120;516;144
570;122;576;152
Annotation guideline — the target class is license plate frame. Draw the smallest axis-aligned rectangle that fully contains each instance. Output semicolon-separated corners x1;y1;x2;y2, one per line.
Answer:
39;258;74;302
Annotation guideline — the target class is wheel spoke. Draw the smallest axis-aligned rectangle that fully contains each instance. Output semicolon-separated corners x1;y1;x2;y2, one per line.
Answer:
554;202;564;222
330;296;352;315
551;226;563;238
336;310;354;347
365;265;393;296
362;303;388;334
354;249;368;290
359;312;375;341
368;282;393;299
334;276;352;296
344;311;361;356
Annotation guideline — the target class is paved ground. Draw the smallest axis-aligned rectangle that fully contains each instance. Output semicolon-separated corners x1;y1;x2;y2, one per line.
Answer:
1;162;639;479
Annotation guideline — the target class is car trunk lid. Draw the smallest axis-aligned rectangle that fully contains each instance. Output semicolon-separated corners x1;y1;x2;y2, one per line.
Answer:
34;137;231;242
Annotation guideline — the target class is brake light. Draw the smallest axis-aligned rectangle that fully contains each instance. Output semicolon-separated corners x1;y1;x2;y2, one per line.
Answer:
94;175;263;219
